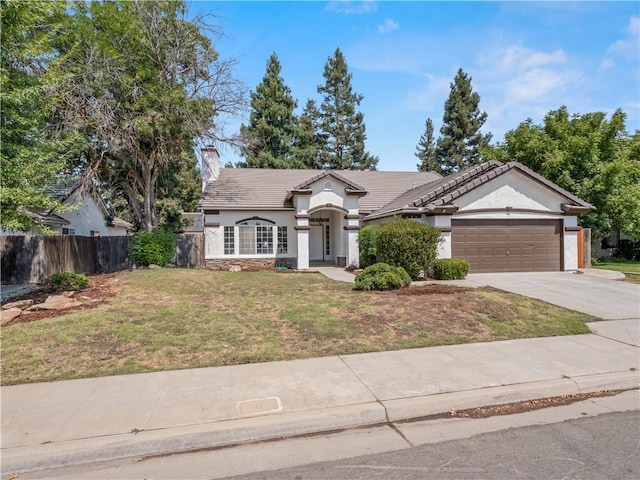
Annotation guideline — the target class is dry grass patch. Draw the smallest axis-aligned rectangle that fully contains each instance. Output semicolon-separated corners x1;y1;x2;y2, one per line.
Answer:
0;269;595;385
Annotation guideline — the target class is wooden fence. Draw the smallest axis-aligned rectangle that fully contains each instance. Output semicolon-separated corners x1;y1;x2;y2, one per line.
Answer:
1;233;204;285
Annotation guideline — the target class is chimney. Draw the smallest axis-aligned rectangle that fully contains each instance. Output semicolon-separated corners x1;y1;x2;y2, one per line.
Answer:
201;146;220;192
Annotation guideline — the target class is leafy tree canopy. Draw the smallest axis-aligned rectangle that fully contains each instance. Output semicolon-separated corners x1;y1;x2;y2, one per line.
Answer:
0;0;84;232
491;107;640;240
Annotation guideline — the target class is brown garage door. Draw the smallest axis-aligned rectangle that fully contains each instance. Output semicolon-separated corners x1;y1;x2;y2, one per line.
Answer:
451;219;562;273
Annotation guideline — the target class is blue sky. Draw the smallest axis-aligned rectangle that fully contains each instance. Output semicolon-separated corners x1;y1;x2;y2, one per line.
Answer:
192;1;639;172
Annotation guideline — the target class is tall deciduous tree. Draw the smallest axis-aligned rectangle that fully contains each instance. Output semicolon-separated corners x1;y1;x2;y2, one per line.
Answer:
436;68;491;175
240;53;301;168
0;0;82;232
317;48;378;170
496;107;640;240
53;0;245;231
415;118;439;173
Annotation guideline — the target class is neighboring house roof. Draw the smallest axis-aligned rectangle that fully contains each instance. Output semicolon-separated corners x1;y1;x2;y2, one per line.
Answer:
366;161;595;220
33;175;133;230
199;169;442;214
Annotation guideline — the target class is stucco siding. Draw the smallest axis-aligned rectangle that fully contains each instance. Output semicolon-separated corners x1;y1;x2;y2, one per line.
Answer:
455;170;568;212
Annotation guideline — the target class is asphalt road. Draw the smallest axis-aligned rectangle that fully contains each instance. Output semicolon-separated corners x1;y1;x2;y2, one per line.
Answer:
231;410;640;480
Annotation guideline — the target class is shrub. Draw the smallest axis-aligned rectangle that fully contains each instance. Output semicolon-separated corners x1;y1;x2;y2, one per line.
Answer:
376;220;441;280
129;229;176;267
42;272;89;293
354;262;411;291
614;240;635;260
358;225;377;268
432;258;470;280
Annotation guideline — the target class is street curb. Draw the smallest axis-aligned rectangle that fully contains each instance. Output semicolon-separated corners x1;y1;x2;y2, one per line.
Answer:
0;402;387;475
2;371;638;475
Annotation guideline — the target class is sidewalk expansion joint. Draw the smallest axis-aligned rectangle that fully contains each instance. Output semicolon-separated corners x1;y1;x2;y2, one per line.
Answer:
336;354;389;423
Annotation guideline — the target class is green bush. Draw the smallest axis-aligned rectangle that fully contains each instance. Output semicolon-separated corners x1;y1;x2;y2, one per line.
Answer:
358;225;377;268
42;272;89;293
376;220;441;280
354;262;411;291
129;229;176;267
432;258;470;280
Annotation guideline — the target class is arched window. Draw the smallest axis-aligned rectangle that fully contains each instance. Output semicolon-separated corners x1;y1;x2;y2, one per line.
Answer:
323;181;333;191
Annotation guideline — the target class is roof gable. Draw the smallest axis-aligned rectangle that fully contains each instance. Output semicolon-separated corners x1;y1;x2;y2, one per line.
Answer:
366;161;594;219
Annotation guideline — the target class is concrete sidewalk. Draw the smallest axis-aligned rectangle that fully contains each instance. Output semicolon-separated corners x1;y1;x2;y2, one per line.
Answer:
2;323;639;476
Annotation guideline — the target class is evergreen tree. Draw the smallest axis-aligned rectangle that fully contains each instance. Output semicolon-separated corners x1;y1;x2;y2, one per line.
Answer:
292;99;324;169
317;48;378;170
240;52;299;168
436;68;491;175
415;118;439;173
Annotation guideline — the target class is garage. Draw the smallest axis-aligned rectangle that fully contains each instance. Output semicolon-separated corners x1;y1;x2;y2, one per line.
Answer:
451;219;562;273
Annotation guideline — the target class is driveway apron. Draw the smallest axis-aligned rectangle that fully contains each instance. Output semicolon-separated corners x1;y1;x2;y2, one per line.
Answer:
466;271;640;320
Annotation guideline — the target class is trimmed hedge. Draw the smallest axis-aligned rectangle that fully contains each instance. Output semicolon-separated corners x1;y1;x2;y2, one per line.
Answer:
376;220;441;280
354;262;412;291
358;225;378;268
42;272;89;293
432;258;470;280
129;229;176;267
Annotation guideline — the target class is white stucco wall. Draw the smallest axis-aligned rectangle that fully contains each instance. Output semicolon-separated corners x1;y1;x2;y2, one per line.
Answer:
59;191;128;236
204;210;297;260
456;170;568;212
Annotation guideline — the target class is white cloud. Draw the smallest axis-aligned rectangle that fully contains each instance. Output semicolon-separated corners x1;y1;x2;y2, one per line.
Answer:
378;18;399;34
599;58;615;71
607;16;640;59
325;1;378;15
499;46;567;72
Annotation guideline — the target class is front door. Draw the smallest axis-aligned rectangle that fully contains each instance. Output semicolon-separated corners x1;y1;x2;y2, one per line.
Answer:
309;223;331;262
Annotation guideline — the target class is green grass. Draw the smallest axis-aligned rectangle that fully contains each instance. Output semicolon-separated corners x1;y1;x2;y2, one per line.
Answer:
593;259;640;283
0;269;595;385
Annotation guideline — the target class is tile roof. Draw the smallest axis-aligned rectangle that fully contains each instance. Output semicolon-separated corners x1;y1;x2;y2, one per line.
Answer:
199;169;442;213
365;161;594;220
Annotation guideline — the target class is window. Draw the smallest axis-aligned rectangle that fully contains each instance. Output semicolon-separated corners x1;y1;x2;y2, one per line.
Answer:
224;219;280;255
224;226;235;254
62;228;75;235
90;230;100;238
323;181;333;191
277;226;288;254
256;226;273;254
239;225;256;254
325;225;331;255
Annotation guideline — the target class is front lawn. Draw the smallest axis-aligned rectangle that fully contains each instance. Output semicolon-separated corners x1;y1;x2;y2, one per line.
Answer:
0;269;595;385
593;259;640;283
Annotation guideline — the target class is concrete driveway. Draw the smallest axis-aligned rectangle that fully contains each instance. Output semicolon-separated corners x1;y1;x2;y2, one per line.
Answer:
466;270;640;320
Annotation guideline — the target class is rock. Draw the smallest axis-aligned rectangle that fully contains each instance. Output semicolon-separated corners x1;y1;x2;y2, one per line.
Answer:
1;308;22;326
148;264;161;269
27;295;81;311
229;265;242;272
2;299;33;310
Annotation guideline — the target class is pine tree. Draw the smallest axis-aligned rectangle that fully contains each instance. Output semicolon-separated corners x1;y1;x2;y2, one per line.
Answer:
436;68;491;175
292;99;324;169
317;48;378;170
240;52;299;168
415;118;440;173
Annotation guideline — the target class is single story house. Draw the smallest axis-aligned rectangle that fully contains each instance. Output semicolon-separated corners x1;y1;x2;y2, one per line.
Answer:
1;176;133;237
198;149;593;273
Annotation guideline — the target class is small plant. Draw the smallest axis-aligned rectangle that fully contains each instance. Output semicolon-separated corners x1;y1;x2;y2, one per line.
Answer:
42;272;89;293
129;229;176;267
354;262;412;291
432;258;470;280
